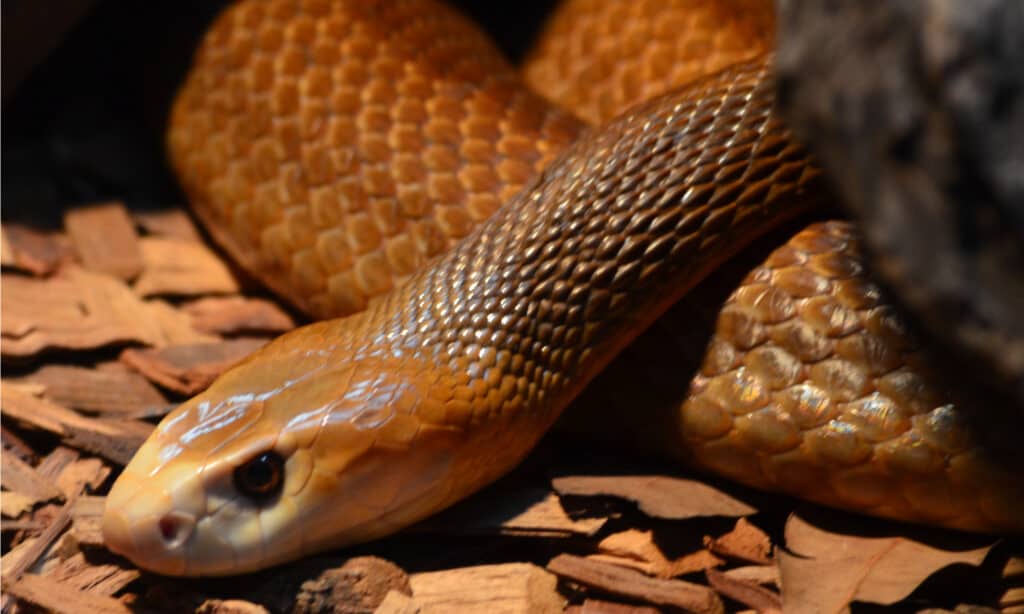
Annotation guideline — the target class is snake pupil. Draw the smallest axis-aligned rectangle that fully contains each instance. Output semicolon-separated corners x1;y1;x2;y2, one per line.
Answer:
234;452;284;500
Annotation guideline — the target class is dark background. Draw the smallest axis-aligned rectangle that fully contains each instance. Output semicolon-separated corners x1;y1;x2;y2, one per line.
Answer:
2;0;559;227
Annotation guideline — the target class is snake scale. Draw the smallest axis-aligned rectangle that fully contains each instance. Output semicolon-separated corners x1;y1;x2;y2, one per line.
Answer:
103;0;1023;576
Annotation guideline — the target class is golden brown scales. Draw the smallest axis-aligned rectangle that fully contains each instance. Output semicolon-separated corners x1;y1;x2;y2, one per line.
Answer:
104;0;1022;577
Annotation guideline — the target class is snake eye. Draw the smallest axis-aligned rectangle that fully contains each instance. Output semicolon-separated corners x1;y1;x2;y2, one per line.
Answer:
234;452;284;500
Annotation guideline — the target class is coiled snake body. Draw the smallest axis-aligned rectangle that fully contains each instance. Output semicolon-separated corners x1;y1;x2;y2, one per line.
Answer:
103;0;1023;576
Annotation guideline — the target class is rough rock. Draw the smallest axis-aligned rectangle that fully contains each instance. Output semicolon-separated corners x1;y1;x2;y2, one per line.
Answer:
776;0;1024;420
291;556;411;614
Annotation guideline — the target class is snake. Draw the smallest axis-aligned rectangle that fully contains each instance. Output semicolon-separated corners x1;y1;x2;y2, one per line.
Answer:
102;0;1023;576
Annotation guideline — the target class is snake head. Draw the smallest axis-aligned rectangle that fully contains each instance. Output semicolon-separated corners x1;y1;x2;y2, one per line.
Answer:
103;337;465;576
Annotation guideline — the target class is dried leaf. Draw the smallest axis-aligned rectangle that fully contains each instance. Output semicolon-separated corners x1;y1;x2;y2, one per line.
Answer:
183;296;295;336
777;513;995;613
134;209;203;243
410;563;563;614
64;203;143;281
15;363;167;417
547;554;723;613
552;475;756;520
133;237;240;297
704;518;773;565
0;224;71;275
705;568;782;613
1;268;164;357
120;338;267;395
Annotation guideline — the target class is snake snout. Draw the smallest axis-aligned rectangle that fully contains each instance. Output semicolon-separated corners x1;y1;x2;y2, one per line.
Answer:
102;437;206;576
102;493;195;576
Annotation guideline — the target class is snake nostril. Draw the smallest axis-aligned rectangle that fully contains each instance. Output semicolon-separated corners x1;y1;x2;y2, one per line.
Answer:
157;512;195;549
158;517;177;541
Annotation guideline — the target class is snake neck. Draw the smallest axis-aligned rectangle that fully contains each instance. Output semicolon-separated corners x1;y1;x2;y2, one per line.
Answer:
315;56;820;427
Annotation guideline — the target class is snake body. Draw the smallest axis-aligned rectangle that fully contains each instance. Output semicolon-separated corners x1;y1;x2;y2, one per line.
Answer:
103;0;1022;576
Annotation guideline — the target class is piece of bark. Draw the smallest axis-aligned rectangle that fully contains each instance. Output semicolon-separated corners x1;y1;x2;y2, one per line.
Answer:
2;519;44;532
704;518;773;565
552;475;756;520
64;203;143;282
196;599;272;614
36;446;81;483
1002;556;1024;579
134;209;203;243
705;568;782;613
0;224;71;275
47;552;140;597
120;338;267;395
547;554;723;614
1;267;163;357
2;424;37;464
143;299;220;346
409;563;563;614
494;490;606;536
572;599;661;614
777;514;994;612
16;363;168;417
60;419;151;466
1;537;38;577
1003;557;1024;609
724;565;779;587
2;496;74;583
374;591;419;614
419;488;606;538
591;529;723;578
56;458;110;499
133;237;240;297
183;296;295;336
2;385;75;434
293;556;411;614
1;452;62;503
1;387;152;465
69;496;105;547
2;492;38;518
3;572;131;614
1002;588;1024;611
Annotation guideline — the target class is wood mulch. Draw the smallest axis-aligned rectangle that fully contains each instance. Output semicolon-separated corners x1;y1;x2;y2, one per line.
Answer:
2;201;1022;613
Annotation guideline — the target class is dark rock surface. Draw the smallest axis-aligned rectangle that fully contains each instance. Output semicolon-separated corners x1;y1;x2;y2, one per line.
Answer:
776;0;1024;412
